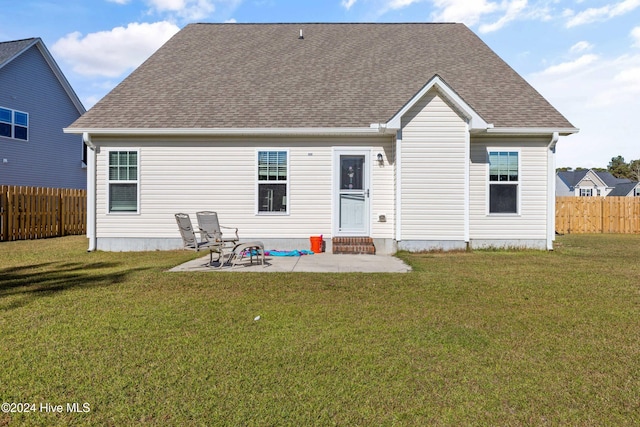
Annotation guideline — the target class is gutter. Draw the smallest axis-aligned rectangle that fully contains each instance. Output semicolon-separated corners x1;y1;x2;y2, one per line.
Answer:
547;132;559;251
484;127;579;136
83;132;97;252
64;127;385;137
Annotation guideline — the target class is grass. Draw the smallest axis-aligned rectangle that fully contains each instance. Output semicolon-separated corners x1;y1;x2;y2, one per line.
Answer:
0;234;639;426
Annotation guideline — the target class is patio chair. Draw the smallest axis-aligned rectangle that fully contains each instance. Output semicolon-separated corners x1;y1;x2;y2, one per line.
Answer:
196;211;266;268
196;211;240;267
175;213;224;266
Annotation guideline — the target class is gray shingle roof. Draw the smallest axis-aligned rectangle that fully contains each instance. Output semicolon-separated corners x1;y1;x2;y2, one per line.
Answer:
557;170;589;187
0;38;37;67
69;23;575;130
608;182;639;196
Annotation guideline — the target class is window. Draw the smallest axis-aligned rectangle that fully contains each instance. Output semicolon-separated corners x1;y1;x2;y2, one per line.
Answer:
257;151;288;213
108;150;138;213
489;151;518;214
580;188;593;197
634;188;640;197
0;107;28;140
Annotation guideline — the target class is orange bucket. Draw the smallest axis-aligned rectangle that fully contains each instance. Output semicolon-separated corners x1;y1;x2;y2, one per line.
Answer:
310;236;323;253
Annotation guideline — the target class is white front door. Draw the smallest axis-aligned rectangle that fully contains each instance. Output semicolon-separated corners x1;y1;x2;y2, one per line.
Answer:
334;149;370;236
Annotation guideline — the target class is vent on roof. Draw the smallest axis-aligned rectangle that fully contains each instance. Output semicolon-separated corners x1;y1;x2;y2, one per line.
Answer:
298;29;304;39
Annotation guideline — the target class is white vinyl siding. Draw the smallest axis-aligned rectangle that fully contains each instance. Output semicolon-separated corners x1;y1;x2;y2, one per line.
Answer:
93;136;394;242
400;89;467;240
470;137;549;240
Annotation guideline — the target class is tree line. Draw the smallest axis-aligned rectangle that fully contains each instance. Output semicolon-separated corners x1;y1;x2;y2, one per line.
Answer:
557;156;640;181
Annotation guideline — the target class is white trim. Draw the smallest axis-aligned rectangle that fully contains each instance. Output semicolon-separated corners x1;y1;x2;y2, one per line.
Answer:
485;127;578;136
0;106;29;141
83;133;97;252
386;75;490;131
255;149;290;216
64;127;382;136
106;148;140;215
486;148;521;216
547;132;559;250
332;148;371;237
464;125;470;243
395;130;402;241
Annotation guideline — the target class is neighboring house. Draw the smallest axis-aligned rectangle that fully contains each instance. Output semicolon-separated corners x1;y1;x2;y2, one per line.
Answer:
0;38;86;189
556;169;639;197
65;23;578;253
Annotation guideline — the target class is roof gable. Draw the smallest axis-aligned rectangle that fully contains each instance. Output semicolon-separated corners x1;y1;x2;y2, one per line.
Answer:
68;23;576;133
0;38;85;115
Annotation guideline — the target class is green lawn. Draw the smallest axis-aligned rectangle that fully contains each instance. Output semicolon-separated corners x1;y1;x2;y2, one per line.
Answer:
1;234;639;426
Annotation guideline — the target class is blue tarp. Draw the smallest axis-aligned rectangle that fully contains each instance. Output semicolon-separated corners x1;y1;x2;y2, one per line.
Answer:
265;250;314;256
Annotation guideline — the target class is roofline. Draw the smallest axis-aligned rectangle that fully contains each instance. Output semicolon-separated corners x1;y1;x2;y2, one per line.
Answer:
64;127;387;137
0;38;38;69
1;38;86;115
483;127;579;136
386;74;490;131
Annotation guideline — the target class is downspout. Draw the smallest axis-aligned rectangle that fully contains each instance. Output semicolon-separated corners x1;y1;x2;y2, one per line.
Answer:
83;132;97;252
547;132;559;250
395;129;402;244
464;124;470;248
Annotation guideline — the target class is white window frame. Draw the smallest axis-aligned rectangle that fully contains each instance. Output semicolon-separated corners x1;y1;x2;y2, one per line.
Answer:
106;148;140;215
255;149;289;215
487;149;521;216
0;106;29;141
580;188;593;197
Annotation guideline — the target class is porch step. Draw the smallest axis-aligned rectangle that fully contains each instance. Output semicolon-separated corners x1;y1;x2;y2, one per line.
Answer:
332;237;376;255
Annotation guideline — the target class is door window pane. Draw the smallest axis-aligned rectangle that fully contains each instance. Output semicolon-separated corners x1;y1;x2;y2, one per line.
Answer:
340;156;364;190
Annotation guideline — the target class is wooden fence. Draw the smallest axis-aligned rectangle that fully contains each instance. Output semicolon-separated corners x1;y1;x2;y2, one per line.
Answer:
0;185;86;241
556;196;640;234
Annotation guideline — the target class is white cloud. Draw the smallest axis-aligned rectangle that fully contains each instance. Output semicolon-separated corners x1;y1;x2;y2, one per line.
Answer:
632;26;640;47
529;52;640;167
570;41;593;54
478;0;527;33
107;0;130;4
145;0;216;21
431;0;499;25
52;21;180;78
388;0;423;9
566;0;640;28
342;0;358;9
534;54;599;76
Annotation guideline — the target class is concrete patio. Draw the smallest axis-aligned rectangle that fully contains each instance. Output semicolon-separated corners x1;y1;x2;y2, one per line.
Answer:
169;252;412;273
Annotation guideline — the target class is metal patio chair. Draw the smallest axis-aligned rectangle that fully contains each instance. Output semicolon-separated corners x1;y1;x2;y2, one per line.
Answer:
175;213;224;266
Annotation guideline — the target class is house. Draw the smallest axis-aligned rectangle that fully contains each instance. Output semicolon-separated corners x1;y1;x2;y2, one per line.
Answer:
0;38;86;189
556;169;639;197
64;23;578;253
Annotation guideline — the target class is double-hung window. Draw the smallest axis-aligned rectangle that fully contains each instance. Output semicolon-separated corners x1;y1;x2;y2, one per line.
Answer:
0;107;28;140
489;151;519;214
257;150;288;214
580;188;593;197
108;150;138;213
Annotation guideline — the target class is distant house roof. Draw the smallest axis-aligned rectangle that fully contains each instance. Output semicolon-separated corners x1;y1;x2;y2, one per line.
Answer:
608;182;639;196
68;23;577;132
0;38;37;66
557;170;590;188
0;37;85;114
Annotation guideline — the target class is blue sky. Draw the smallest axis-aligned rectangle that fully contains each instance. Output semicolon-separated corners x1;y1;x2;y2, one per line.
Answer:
2;0;639;169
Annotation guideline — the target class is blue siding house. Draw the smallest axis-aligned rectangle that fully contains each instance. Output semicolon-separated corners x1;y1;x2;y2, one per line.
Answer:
0;38;86;189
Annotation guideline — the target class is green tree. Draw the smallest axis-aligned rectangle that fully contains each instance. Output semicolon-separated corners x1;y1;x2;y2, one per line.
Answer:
608;156;632;179
629;159;640;181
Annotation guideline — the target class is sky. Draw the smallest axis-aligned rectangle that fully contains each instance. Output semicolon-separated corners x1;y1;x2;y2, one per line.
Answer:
1;0;639;169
